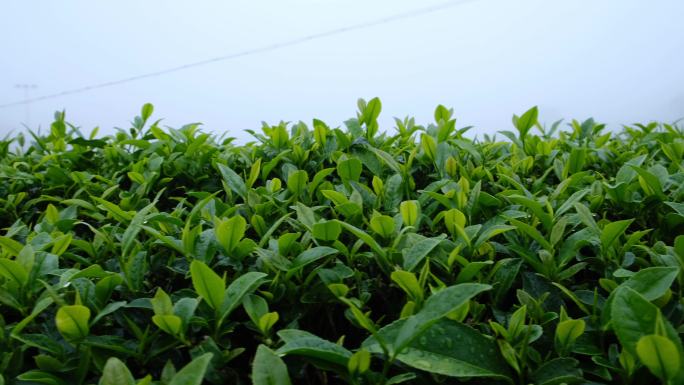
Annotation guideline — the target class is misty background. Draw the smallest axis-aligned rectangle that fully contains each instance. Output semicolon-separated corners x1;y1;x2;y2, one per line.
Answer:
1;0;683;142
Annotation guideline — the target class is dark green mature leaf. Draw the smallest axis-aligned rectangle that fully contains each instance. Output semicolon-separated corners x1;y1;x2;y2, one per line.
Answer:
530;358;583;385
611;288;679;356
277;329;352;367
381;283;490;354
312;221;342;242
613;266;678;302
169;353;213;385
600;219;633;250
253;345;292;385
289;247;338;273
364;319;513;381
402;235;445;272
220;272;268;320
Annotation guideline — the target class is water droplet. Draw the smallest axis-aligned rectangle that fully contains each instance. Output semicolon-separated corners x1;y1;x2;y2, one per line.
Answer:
419;336;428;346
445;338;453;348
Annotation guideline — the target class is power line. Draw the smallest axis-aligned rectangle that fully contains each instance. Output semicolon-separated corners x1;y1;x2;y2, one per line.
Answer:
0;0;481;109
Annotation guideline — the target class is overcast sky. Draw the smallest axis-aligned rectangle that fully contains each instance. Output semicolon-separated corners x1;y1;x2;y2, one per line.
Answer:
1;0;683;141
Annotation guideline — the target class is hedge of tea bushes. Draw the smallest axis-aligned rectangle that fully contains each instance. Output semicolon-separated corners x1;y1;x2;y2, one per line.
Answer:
0;100;683;385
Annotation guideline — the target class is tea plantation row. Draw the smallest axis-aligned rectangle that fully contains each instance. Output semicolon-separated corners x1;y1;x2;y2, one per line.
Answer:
0;100;683;384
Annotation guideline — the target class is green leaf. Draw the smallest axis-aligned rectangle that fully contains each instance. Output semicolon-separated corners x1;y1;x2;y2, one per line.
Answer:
219;272;268;321
99;357;136;385
636;335;681;381
600;219;633;250
530;358;582;385
508;195;552;231
601;266;679;327
242;294;268;325
508;219;551;250
564;147;586;176
385;283;491;354
455;261;493;284
11;297;54;336
665;202;684;219
257;312;279;334
168;353;213;385
311;221;342;242
434;104;453;123
0;258;28;286
174;298;199;327
55;305;91;342
515;106;538;140
91;301;127;326
473;224;516;249
611;287;681;358
391;270;423;303
215;216;247;253
289;247;338;275
421;133;437;162
216;163;247;198
444;209;466;238
335;220;386;259
555;319;585;350
369;214;395;238
247;158;262;188
364;319;512;381
153;315;182;336
151;288;174;316
0;236;24;257
277;329;352;367
675;235;684;258
253;345;292;385
93;197;133;222
141;103;154;121
347;349;370;375
190;260;225;311
337;158;362;182
630;165;664;198
573;202;597;230
287;170;309;195
399;200;420;227
402;235;445;272
618;266;678;301
361;97;382;127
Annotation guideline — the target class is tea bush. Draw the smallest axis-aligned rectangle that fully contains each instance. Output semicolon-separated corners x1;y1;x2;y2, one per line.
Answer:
0;100;683;384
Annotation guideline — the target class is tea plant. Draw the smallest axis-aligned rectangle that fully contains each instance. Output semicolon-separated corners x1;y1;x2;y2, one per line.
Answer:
0;100;683;385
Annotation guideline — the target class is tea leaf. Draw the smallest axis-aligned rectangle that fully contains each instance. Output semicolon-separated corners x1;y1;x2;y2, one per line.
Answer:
55;305;91;342
364;319;512;381
190;260;225;311
168;353;213;385
636;335;681;381
99;357;136;385
253;345;292;385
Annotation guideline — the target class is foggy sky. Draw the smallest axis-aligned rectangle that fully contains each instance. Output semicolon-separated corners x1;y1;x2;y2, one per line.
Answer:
1;0;683;142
